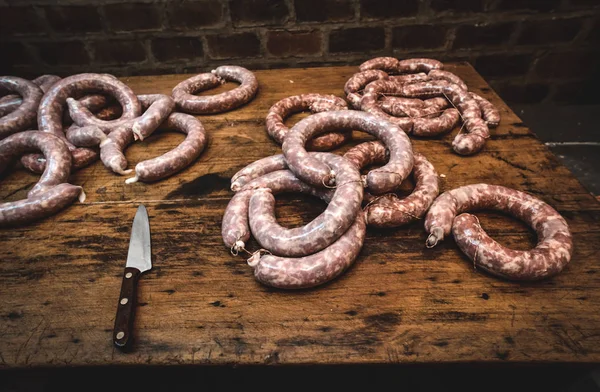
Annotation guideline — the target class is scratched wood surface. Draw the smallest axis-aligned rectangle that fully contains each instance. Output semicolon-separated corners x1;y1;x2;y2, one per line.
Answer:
1;63;599;367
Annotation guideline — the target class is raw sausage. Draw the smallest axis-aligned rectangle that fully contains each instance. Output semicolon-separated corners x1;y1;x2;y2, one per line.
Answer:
0;75;60;117
399;80;490;155
247;153;363;257
66;124;108;147
344;70;388;108
0;77;44;139
360;79;460;136
100;126;134;175
265;94;350;151
172;66;258;114
125;113;207;184
359;57;400;73
282;110;414;195
424;184;572;280
252;211;366;289
0;131;72;197
397;58;443;74
0;131;83;226
25;73;141;171
470;92;500;127
132;94;175;141
231;154;288;192
428;69;468;91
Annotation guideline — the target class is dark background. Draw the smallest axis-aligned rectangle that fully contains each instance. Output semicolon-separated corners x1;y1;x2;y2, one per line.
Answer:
1;0;599;106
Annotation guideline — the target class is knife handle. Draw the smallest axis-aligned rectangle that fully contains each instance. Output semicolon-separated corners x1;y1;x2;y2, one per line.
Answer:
113;267;141;349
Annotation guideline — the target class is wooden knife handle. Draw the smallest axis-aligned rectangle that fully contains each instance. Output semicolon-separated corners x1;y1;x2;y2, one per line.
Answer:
113;267;141;349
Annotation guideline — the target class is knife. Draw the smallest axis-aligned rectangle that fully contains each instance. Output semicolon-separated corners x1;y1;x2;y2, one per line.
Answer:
113;205;152;349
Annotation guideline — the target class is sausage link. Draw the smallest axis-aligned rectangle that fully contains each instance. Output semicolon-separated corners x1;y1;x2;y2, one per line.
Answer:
247;153;363;257
428;69;468;91
358;57;401;73
252;211;366;289
397;58;444;74
0;77;44;139
424;184;572;280
364;152;439;228
470;92;500;128
66;124;108;147
344;70;389;108
230;154;288;192
222;169;332;251
131;94;175;141
388;73;431;84
265;94;350;151
361;79;459;136
0;75;61;118
33;73;141;170
0;131;72;197
100;126;134;175
32;75;61;92
379;96;451;119
283;110;413;195
172;66;258;114
399;80;490;155
125;113;207;184
0;183;84;227
62;94;112;125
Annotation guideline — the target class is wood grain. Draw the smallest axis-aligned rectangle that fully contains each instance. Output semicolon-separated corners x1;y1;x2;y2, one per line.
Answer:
1;63;599;367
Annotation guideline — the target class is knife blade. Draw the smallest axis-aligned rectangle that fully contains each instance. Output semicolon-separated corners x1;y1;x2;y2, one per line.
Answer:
113;205;152;349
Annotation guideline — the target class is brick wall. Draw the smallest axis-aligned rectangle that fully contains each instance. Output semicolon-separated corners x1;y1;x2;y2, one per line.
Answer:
1;0;599;105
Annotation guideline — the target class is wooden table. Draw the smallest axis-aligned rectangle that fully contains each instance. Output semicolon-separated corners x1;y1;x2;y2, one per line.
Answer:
1;64;599;368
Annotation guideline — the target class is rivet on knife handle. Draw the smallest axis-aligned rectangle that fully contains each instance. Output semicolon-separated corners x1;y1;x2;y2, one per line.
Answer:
113;267;141;348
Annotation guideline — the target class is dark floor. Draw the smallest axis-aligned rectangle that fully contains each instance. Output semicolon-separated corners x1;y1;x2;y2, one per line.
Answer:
512;104;600;196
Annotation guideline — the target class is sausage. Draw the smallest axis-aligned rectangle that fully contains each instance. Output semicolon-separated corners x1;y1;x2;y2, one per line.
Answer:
364;153;439;228
361;79;459;136
424;184;572;280
0;74;61;118
379;96;451;119
344;70;389;108
231;154;288;192
265;94;350;151
222;169;332;251
66;124;109;147
172;66;258;114
0;131;72;197
398;80;489;155
283;110;413;195
428;69;468;91
32;75;62;92
26;73;141;171
388;73;430;84
100;126;134;175
247;152;363;257
125;113;207;184
0;131;83;226
62;94;112;125
359;57;401;73
131;94;175;141
0;77;44;139
470;92;500;128
397;58;444;74
0;183;84;226
252;210;366;289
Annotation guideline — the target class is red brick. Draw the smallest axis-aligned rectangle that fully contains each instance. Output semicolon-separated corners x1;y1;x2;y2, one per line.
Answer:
490;81;549;104
34;41;90;66
453;23;515;49
229;0;289;26
44;6;102;34
329;27;385;53
495;0;561;12
104;3;163;32
430;0;485;12
168;1;223;30
93;40;146;64
0;42;34;65
295;0;354;22
151;37;203;62
206;32;261;58
392;25;448;49
475;54;533;77
0;6;45;35
361;0;418;18
267;30;322;57
535;50;600;78
517;18;582;45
